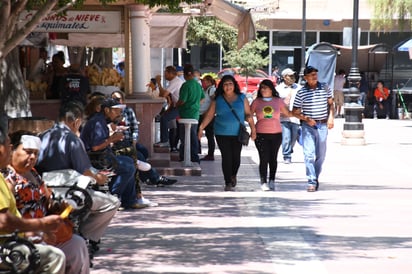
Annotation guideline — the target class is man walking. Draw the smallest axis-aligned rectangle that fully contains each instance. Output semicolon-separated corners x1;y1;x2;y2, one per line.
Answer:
276;68;301;164
292;66;334;192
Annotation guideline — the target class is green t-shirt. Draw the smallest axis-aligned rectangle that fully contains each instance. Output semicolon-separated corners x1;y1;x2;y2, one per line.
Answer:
178;79;205;119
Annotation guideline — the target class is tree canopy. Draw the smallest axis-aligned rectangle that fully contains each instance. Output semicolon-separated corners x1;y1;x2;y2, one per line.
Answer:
369;0;412;31
223;37;269;76
187;16;237;51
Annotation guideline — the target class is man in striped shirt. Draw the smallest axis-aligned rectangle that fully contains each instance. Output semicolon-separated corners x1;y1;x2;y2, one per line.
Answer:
292;66;335;192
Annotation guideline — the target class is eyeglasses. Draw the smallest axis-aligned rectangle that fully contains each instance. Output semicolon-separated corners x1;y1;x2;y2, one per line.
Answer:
223;82;234;87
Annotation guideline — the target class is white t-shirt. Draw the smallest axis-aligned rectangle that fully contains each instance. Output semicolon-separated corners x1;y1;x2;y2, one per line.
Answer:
199;85;216;114
166;76;184;104
277;82;301;124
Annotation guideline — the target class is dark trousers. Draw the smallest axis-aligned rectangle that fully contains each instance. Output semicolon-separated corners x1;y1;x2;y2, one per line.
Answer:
159;108;179;143
254;133;282;181
215;135;243;185
198;114;215;156
375;99;390;118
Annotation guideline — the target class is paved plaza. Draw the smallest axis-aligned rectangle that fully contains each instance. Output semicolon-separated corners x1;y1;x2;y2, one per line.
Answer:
91;118;412;274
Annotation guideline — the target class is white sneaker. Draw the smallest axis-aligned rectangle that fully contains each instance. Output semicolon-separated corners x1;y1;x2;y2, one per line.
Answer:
268;180;275;190
137;197;158;207
261;183;270;191
136;160;151;171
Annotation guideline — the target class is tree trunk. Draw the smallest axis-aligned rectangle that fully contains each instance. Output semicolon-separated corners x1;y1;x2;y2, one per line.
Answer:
91;48;113;68
0;47;32;118
68;46;87;69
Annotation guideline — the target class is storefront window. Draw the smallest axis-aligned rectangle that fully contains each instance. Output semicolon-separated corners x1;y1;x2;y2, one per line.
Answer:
319;32;341;45
370;32;410;48
272;31;316;47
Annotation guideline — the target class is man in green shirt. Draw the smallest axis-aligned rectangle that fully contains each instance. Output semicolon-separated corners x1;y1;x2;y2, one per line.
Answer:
176;64;205;163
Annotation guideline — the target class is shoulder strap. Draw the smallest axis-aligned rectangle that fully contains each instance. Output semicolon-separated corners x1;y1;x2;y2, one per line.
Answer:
222;96;242;125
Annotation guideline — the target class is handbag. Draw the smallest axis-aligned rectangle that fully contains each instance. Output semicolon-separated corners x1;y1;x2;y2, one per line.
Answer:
222;96;250;146
238;123;250;146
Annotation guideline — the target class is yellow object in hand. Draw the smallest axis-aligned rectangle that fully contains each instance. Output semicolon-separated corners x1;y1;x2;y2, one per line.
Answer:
60;205;73;218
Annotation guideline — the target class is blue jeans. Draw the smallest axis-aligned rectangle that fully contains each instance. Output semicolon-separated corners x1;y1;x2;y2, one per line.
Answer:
281;121;300;160
301;122;328;186
159;108;179;142
109;155;137;207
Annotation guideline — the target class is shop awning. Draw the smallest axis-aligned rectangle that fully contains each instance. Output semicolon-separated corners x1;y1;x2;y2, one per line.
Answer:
46;1;256;49
208;0;256;49
333;44;390;72
397;38;412;51
49;14;190;48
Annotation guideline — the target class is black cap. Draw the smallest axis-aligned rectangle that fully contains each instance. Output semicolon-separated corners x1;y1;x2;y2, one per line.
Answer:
304;66;318;75
101;98;126;109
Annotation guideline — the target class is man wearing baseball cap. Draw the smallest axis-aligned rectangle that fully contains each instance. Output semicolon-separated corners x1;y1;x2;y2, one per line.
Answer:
81;98;148;209
292;66;334;192
276;68;301;165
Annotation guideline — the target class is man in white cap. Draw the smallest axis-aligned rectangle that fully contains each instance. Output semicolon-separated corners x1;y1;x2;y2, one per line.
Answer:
276;68;301;165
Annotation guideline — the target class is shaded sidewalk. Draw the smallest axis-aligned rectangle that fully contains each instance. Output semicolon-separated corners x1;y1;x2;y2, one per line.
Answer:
91;119;412;274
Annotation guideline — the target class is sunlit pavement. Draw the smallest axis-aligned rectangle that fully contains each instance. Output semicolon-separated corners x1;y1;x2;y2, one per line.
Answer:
91;118;412;274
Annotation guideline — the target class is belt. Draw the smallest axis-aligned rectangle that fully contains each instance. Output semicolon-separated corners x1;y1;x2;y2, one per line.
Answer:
313;119;327;124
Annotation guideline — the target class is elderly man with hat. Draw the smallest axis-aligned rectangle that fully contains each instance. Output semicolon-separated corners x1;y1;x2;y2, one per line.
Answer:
292;66;334;192
80;98;151;209
276;68;301;164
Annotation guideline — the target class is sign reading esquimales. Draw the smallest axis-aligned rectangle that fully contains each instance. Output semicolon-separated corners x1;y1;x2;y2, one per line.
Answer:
20;11;121;33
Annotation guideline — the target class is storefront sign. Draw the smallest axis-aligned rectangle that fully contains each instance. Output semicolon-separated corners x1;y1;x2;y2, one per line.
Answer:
20;11;121;33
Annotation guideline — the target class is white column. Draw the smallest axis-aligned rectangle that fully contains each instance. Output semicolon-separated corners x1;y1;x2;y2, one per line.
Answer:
129;4;151;94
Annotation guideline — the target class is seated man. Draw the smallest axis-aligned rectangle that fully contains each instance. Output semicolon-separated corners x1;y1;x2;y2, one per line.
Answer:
110;90;177;186
80;98;156;208
0;119;66;274
154;66;184;149
36;102;121;254
374;80;391;119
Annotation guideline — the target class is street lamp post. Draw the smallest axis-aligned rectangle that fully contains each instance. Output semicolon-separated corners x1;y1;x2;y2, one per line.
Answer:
342;0;365;145
299;0;306;84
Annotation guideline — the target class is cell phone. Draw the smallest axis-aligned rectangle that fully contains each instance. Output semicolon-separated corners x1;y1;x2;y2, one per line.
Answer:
150;78;156;85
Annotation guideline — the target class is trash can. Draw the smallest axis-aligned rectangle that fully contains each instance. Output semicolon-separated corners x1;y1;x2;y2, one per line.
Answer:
154;115;161;143
397;107;404;119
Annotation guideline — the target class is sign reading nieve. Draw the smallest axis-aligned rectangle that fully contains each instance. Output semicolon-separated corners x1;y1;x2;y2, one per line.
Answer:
20;11;121;33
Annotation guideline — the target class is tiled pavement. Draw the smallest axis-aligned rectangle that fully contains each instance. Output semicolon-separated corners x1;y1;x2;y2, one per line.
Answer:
90;118;412;274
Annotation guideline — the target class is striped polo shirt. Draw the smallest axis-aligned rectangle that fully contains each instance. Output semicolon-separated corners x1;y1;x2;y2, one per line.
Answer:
293;82;333;120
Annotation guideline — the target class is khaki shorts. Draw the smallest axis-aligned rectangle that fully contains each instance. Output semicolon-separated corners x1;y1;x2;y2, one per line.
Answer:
334;90;344;106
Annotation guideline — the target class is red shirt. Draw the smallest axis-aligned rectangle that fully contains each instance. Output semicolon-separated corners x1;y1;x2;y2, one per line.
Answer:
374;87;389;101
